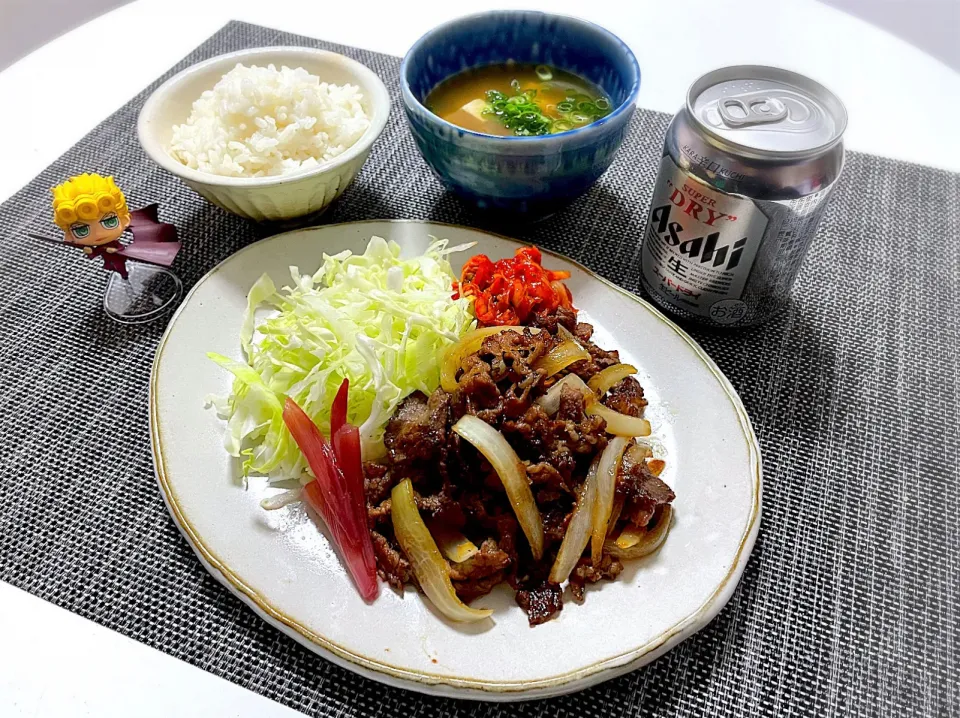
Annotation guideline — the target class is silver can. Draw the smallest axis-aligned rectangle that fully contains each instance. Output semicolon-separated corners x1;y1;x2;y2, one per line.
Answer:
640;65;847;327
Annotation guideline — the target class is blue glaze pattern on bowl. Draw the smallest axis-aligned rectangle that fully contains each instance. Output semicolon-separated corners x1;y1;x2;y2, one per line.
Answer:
400;11;640;219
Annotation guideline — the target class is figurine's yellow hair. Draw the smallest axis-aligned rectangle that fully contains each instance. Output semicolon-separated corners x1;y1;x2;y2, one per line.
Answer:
51;173;130;230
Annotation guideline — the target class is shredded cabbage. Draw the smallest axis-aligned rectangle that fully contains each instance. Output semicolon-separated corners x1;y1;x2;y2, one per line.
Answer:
207;236;475;480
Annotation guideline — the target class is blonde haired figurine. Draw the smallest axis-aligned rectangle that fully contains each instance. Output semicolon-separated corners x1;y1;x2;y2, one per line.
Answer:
48;173;182;322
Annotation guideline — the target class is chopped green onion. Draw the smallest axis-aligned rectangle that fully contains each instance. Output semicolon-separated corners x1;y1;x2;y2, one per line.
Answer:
535;65;553;81
482;78;610;136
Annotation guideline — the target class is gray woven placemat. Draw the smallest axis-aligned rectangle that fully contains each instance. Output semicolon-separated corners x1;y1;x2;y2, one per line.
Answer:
0;20;957;718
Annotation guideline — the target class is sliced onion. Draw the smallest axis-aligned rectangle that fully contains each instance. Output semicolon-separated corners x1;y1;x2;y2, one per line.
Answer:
549;458;599;584
535;340;590;377
605;506;673;559
615;524;643;549
629;444;653;461
440;326;539;392
259;488;302;511
586;403;652;437
587;363;638;396
606;496;624;536
647;458;666;477
535;374;593;415
591;436;629;564
427;521;480;563
391;479;492;622
452;415;544;559
557;324;579;345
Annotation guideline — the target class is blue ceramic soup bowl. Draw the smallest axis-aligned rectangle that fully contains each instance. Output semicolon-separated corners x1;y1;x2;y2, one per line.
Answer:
400;11;640;219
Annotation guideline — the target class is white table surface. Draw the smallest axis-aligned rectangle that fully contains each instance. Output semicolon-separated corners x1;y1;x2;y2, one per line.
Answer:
1;1;958;715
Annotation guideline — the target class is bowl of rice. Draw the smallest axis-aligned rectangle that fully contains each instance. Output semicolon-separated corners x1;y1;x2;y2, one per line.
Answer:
138;47;389;222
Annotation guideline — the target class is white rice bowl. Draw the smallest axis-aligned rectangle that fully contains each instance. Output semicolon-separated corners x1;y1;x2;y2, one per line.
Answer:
169;63;371;178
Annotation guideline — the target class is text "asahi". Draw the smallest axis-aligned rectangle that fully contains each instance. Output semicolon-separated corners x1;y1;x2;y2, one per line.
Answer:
650;201;747;272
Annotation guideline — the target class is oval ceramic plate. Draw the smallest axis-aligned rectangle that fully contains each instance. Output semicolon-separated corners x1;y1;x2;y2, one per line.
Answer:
150;220;761;701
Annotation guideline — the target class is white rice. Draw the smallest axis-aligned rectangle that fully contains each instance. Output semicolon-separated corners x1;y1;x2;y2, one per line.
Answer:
169;63;370;178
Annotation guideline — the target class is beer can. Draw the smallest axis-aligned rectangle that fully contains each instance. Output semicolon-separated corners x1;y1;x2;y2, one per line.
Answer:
640;66;847;327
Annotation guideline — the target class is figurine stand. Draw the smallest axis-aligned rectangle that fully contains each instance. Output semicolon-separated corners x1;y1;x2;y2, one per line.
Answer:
103;263;183;324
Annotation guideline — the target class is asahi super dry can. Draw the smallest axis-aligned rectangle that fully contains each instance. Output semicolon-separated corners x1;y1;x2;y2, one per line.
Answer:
641;66;847;326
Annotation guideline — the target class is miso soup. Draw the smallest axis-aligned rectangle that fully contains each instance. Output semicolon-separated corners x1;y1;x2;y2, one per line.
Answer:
426;63;613;136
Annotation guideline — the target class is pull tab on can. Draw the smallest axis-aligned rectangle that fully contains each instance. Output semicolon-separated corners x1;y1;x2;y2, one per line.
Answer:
717;96;787;127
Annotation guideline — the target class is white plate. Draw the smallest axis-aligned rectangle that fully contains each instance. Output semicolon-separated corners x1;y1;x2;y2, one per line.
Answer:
150;220;761;701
